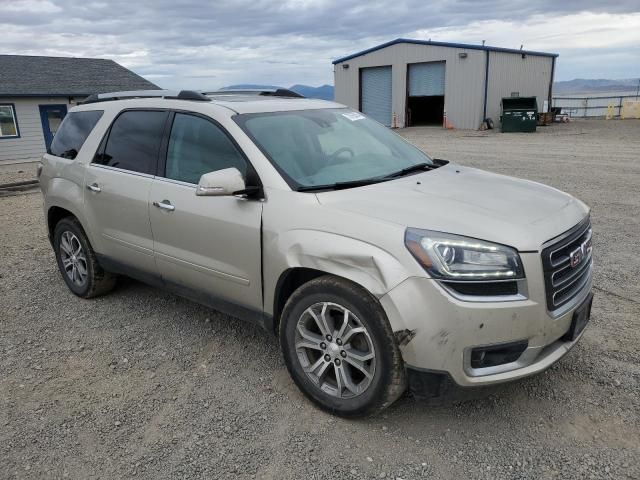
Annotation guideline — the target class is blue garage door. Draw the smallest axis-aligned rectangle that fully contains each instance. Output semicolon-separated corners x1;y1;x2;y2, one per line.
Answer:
409;62;445;96
360;66;392;126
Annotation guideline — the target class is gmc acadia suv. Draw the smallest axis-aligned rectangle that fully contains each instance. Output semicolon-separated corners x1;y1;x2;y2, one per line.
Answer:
39;89;593;416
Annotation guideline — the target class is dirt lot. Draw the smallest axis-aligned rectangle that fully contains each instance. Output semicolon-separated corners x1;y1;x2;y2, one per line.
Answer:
0;162;37;186
1;119;639;479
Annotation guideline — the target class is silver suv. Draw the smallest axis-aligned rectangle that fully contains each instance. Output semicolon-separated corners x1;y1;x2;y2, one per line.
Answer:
40;89;593;416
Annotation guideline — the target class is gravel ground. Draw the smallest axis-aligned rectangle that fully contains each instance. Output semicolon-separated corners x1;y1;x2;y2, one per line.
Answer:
0;162;38;185
1;119;639;479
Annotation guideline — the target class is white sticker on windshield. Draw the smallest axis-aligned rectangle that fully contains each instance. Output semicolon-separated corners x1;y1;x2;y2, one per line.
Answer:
342;112;365;121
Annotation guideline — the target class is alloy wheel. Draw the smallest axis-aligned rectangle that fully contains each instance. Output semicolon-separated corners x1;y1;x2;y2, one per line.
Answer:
294;302;376;398
59;231;88;287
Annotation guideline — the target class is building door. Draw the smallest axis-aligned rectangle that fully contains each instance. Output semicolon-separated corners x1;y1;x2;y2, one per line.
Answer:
39;104;67;152
407;62;445;126
360;66;392;126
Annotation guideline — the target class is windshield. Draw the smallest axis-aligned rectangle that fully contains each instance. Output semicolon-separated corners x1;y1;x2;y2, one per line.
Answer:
234;108;433;189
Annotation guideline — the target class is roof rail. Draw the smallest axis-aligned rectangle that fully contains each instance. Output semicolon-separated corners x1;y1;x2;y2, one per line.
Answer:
80;90;211;104
204;88;304;98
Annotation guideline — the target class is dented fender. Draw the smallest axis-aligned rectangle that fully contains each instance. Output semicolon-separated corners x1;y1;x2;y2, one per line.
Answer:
281;230;409;295
263;229;415;319
260;187;425;320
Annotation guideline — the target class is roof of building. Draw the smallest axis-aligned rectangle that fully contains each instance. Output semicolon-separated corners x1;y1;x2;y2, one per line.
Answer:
0;55;160;97
332;38;559;64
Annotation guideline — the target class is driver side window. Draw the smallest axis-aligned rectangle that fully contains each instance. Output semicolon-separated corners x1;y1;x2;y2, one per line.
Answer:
165;113;246;184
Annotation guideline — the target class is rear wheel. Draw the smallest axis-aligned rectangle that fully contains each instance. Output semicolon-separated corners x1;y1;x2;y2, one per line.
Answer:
279;276;406;417
53;217;116;298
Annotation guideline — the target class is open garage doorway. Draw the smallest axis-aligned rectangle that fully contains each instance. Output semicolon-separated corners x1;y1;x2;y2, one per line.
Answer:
406;61;445;126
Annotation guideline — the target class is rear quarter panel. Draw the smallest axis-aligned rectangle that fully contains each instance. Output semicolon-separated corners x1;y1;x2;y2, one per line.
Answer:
41;154;93;242
39;105;116;251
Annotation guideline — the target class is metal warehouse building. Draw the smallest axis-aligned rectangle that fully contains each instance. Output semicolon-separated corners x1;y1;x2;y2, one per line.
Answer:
333;38;558;130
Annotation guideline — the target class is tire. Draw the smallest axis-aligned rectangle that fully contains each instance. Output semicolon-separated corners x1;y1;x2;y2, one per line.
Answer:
53;217;116;298
279;275;406;417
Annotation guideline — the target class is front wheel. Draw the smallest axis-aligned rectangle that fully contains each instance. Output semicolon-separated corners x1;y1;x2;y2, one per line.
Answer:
279;276;406;417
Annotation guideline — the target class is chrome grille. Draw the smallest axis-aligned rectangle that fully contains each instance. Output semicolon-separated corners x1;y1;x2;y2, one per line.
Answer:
541;218;593;311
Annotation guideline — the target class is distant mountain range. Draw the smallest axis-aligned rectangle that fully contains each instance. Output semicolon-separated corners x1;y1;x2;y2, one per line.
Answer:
553;78;640;94
223;78;639;99
289;84;334;100
222;84;334;100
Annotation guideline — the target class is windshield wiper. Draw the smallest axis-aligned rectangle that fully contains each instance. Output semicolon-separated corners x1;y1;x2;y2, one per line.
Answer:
383;162;436;179
296;162;441;192
297;177;388;192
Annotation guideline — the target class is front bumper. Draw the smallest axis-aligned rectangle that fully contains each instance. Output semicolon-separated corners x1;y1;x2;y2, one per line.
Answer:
380;252;593;388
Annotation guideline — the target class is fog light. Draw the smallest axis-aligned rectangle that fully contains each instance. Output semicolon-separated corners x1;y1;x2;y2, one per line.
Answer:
470;341;528;369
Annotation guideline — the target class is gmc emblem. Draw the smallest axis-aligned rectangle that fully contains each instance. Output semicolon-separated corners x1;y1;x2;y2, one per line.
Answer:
569;247;583;268
569;237;592;268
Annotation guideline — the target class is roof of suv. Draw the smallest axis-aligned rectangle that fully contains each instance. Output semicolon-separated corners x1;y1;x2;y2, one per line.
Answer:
77;89;344;115
207;94;344;114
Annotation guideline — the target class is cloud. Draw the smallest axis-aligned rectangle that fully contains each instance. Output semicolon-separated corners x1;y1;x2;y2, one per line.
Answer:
413;12;640;51
1;1;638;88
411;12;640;80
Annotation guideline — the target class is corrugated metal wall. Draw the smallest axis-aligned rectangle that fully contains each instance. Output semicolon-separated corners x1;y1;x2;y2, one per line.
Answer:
0;97;75;164
334;43;554;130
335;43;486;129
485;52;553;123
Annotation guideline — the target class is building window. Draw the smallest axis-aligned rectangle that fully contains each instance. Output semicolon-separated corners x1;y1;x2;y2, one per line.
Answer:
0;104;19;138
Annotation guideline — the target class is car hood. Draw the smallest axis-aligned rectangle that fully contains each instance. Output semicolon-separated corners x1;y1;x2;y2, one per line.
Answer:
315;164;589;251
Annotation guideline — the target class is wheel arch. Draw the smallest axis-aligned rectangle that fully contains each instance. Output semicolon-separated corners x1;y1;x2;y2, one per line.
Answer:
44;173;101;249
47;206;76;241
267;230;413;334
272;267;330;333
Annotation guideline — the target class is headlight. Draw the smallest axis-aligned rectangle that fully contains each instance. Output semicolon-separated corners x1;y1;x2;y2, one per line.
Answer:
405;228;524;281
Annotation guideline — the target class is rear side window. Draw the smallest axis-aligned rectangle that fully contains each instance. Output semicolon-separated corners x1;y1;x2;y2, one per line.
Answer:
94;110;167;174
50;110;103;159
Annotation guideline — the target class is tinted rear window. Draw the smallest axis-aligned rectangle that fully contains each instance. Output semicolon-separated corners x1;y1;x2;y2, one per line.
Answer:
50;110;103;159
94;110;167;175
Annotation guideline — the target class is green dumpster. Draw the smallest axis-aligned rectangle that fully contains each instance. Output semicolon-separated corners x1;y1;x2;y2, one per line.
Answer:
500;97;538;132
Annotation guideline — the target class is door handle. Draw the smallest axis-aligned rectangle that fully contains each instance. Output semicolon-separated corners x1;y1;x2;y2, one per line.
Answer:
86;183;101;193
153;200;175;212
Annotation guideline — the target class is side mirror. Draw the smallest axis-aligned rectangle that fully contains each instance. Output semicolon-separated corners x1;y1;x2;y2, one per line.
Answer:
196;168;246;196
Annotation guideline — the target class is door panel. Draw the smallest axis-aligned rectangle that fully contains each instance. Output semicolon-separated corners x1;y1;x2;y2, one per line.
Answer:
360;66;392;126
39;104;68;152
149;179;263;309
82;110;168;276
84;165;157;274
150;112;263;310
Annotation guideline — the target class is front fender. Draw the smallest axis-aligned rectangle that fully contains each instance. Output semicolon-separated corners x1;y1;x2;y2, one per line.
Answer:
284;230;409;294
263;228;414;318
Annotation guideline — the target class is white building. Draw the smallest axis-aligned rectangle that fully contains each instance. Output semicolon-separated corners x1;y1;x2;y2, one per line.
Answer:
0;55;159;165
333;39;557;129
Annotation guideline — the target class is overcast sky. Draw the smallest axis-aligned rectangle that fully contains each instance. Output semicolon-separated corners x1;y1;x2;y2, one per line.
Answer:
2;0;639;89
